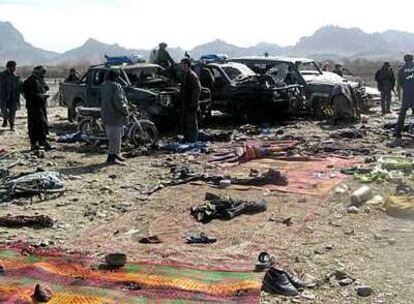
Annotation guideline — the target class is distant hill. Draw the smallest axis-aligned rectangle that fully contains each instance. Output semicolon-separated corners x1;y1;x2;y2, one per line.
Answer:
2;20;414;66
0;21;58;65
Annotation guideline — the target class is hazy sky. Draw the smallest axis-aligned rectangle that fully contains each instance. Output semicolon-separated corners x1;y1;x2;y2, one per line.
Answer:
1;0;414;53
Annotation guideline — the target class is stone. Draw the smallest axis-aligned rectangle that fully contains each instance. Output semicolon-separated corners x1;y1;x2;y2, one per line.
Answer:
302;273;318;288
356;286;373;297
347;206;359;214
338;278;354;286
301;290;316;301
387;238;397;245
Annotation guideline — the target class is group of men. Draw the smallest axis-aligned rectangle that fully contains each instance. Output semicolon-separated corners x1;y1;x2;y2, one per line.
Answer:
3;50;414;163
0;61;53;150
375;54;414;137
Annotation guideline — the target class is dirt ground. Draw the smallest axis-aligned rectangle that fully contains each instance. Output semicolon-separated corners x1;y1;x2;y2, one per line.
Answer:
1;105;414;304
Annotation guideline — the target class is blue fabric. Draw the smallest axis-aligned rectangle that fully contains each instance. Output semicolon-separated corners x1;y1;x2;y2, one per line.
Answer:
57;132;86;143
161;142;208;153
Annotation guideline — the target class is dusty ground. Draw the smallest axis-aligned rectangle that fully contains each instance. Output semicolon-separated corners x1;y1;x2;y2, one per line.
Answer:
1;105;414;304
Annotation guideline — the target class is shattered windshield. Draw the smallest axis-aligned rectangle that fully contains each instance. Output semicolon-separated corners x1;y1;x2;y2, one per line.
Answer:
222;63;256;81
296;61;322;75
125;66;168;85
266;63;289;83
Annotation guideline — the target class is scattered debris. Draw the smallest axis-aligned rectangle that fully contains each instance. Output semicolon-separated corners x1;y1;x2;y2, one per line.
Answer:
356;286;373;297
32;284;53;302
0;215;55;228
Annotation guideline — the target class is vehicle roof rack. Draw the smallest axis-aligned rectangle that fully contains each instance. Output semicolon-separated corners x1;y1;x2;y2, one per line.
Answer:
104;54;146;66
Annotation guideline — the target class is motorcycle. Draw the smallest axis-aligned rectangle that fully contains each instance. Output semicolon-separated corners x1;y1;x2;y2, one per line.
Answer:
75;105;158;148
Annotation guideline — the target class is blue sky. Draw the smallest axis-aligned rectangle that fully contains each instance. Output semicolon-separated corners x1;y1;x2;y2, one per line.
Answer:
1;0;414;53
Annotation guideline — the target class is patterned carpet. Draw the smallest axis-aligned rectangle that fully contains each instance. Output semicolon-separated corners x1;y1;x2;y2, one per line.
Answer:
0;244;262;303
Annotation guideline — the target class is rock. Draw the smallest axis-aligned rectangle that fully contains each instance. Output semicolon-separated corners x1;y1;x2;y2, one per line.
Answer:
301;290;316;301
302;273;318;288
347;206;359;214
218;179;231;188
338;278;354;286
356;286;373;297
333;269;353;281
32;284;53;302
387;238;397;245
366;195;385;207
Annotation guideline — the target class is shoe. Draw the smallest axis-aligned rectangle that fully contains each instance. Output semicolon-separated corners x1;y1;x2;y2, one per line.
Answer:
262;267;299;296
255;252;275;271
31;144;40;151
284;268;307;290
43;143;56;151
2;121;7;128
393;132;402;139
115;154;126;162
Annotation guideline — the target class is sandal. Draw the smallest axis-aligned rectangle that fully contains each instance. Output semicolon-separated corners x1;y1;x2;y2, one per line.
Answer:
255;252;275;271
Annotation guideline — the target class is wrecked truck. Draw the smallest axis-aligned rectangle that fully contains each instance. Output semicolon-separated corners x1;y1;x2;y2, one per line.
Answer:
193;59;303;121
60;62;211;126
230;56;371;116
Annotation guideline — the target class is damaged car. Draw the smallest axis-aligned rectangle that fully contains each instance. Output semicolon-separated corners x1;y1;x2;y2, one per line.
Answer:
193;58;303;121
230;56;371;116
60;62;211;126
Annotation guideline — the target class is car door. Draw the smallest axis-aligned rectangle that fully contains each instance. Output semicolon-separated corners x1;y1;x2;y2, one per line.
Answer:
86;69;106;107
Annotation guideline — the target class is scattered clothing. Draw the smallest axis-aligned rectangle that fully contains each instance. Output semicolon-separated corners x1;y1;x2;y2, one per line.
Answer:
139;236;162;244
0;215;55;228
330;83;358;122
383;196;414;219
57;131;86;143
191;192;267;223
186;233;217;244
161;142;208;153
198;129;233;142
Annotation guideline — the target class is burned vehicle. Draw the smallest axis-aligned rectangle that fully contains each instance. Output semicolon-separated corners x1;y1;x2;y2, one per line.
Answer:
60;62;211;126
230;56;370;116
193;58;302;121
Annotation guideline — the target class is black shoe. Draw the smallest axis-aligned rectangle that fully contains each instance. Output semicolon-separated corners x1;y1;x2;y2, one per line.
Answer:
2;121;7;128
43;142;56;151
31;144;40;151
262;267;299;296
284;268;307;291
10;125;15;132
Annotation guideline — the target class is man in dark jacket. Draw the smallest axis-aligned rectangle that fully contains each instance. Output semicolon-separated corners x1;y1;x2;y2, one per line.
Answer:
395;54;414;138
64;68;80;82
23;66;53;150
375;62;395;115
0;61;21;130
180;58;201;143
155;42;175;69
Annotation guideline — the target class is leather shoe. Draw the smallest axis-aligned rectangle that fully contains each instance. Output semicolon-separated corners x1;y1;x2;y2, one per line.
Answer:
284;268;307;290
262;267;299;296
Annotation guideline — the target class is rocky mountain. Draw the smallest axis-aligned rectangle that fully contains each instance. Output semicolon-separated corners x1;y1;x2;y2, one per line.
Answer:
0;21;58;65
2;20;414;66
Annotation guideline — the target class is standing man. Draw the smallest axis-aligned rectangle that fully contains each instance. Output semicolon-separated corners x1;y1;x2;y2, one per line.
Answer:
64;68;80;82
0;61;21;131
23;66;53;151
332;64;344;77
100;70;129;165
395;54;414;138
180;58;201;143
155;43;175;69
375;62;395;115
